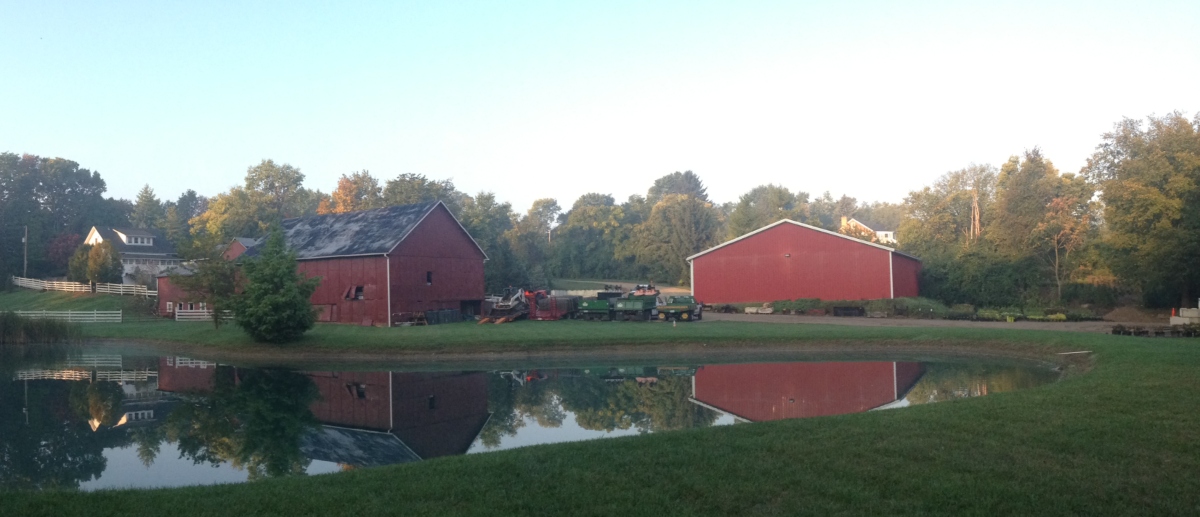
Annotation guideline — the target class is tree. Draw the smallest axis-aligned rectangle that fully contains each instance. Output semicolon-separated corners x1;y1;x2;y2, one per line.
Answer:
507;198;560;267
45;233;82;276
232;227;319;343
321;171;382;214
382;173;467;214
647;171;708;204
636;194;720;285
726;184;806;238
1034;195;1091;301
86;241;123;284
988;149;1061;258
67;244;91;282
898;164;998;259
244;160;307;221
1085;112;1200;307
458;193;528;291
130;184;164;229
172;237;240;328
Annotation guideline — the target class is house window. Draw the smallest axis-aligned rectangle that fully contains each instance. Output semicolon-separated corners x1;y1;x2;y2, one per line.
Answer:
426;271;433;286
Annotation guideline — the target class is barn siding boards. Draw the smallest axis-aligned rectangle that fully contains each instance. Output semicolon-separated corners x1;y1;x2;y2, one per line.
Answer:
689;220;907;304
298;256;390;326
692;362;919;421
388;206;486;317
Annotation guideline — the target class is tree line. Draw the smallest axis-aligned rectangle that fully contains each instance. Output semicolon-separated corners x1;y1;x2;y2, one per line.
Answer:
3;111;1197;308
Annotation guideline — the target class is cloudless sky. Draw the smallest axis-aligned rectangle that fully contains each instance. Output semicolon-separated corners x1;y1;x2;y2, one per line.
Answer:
2;1;1197;212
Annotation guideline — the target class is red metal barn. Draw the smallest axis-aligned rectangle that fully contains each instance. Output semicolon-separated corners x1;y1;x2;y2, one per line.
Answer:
690;361;926;422
687;220;921;304
283;201;487;326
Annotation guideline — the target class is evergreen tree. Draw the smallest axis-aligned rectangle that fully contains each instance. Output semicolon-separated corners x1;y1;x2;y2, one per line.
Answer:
130;184;165;229
232;227;319;343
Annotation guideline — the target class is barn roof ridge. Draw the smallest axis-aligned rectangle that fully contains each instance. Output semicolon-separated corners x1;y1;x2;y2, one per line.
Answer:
246;201;488;261
686;219;918;262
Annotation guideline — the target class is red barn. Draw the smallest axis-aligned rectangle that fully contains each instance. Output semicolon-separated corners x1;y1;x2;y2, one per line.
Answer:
690;361;926;422
687;219;921;304
278;201;487;326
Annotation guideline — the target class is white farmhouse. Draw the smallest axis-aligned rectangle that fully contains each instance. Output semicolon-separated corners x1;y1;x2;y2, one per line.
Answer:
83;227;182;285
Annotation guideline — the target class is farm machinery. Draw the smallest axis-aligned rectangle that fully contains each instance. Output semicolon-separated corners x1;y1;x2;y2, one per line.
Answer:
481;287;581;323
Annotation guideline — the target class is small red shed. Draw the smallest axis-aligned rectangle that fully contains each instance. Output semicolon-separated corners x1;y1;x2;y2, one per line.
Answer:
687;219;920;304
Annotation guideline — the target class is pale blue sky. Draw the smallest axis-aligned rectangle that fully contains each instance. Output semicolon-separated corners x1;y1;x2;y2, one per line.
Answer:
3;1;1196;212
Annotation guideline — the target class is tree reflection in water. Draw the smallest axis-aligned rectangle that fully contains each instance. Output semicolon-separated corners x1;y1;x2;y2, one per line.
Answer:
164;367;319;480
906;363;1060;404
0;380;128;490
481;369;718;447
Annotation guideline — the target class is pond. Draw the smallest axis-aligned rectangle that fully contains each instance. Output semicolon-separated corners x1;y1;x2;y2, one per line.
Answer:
0;349;1061;491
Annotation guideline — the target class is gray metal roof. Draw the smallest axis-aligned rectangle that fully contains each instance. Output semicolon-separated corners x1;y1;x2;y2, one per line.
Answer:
249;201;486;261
93;227;178;256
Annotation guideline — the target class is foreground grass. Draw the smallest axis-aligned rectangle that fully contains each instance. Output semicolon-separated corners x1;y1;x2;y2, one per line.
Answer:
5;324;1200;515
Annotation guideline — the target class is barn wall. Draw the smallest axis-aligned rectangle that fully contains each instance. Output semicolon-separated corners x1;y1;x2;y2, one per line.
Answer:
223;241;247;261
299;256;390;326
691;223;894;304
389;205;486;317
692;362;901;421
390;372;491;459
891;254;922;298
307;371;393;431
156;276;207;317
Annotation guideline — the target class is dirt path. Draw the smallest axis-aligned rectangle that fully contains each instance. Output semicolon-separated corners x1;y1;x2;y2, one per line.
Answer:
701;312;1125;333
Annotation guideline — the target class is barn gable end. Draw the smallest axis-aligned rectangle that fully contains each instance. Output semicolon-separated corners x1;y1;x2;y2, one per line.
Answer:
688;220;920;304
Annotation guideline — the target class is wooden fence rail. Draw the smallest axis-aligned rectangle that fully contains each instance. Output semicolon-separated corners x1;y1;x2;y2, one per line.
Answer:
175;309;233;322
13;310;123;323
11;276;156;297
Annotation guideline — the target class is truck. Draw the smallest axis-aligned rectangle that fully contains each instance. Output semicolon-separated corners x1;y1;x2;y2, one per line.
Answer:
612;284;660;321
656;295;702;321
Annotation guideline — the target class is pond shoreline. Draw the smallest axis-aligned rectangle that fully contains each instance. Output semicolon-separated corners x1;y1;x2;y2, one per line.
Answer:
83;336;1087;372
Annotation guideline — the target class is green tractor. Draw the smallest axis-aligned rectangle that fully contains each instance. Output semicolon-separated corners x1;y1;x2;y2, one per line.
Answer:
657;295;702;322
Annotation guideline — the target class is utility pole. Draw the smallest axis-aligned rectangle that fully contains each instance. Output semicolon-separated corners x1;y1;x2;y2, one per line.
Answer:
23;225;28;277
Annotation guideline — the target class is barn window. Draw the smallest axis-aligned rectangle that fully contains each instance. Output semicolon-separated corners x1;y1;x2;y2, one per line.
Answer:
355;286;364;300
426;271;433;285
427;395;436;410
346;383;367;399
344;286;364;300
166;302;173;312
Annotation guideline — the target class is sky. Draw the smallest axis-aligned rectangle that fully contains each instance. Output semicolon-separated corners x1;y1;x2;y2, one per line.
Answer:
2;1;1197;213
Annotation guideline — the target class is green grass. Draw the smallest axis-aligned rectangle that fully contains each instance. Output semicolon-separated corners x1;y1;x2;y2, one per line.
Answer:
3;329;1200;515
0;289;149;313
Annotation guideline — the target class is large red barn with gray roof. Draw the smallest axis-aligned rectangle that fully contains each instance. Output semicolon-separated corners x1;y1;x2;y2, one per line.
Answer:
275;201;487;326
686;219;920;304
158;202;485;325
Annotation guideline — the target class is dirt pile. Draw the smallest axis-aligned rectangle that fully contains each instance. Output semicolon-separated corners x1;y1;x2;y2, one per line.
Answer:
1103;306;1169;323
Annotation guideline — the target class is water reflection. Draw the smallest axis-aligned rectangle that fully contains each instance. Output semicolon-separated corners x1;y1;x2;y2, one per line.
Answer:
0;354;1059;491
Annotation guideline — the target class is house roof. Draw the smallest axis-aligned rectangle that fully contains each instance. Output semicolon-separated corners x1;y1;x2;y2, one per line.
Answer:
246;201;488;261
687;219;919;262
90;227;178;256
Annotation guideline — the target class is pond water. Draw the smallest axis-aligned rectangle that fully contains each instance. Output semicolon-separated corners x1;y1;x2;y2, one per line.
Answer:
0;350;1060;491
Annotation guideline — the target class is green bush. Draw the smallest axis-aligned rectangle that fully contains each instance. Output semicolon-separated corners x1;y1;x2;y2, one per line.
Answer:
0;312;81;345
233;227;320;344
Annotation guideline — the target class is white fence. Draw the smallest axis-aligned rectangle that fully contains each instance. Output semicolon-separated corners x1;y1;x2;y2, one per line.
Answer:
14;310;123;323
12;276;89;292
11;276;156;297
175;309;233;322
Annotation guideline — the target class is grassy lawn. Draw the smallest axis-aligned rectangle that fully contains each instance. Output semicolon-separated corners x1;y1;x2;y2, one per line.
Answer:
3;322;1199;515
0;289;152;313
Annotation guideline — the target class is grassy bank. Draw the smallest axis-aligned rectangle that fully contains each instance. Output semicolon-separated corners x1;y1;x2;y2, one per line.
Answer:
4;327;1199;515
0;289;150;313
77;317;1106;355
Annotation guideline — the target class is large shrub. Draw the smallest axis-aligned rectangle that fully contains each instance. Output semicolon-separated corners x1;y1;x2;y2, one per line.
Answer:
232;228;319;343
